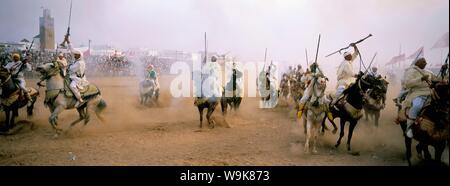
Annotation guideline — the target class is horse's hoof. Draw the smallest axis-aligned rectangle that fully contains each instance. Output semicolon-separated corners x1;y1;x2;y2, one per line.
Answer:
417;153;423;160
332;129;337;134
304;149;310;154
335;143;340;148
52;133;60;139
209;120;216;129
312;149;318;154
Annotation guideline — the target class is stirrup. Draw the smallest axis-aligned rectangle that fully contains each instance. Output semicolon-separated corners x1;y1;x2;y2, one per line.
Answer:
74;99;85;108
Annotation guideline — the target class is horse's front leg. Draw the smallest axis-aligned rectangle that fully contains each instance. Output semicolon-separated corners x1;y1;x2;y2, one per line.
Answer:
4;108;11;130
374;110;380;127
335;119;346;148
198;107;204;128
312;119;321;154
49;105;65;136
207;103;217;128
10;107;18;128
346;121;357;152
304;117;311;154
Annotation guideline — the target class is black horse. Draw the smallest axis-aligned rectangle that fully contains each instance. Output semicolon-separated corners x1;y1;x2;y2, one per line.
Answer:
397;81;448;166
196;97;219;129
221;68;242;116
0;66;38;131
328;72;381;151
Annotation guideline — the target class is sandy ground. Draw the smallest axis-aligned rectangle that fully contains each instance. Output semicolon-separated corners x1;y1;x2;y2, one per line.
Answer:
0;76;448;166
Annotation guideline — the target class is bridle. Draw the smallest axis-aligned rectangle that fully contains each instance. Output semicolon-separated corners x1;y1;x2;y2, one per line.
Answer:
0;74;11;87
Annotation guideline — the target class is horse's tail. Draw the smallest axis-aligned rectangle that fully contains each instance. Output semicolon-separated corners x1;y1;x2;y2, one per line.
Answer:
95;98;107;122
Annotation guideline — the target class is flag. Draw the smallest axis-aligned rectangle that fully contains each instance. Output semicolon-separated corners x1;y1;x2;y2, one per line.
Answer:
386;54;405;65
407;46;424;59
83;49;90;58
431;32;449;49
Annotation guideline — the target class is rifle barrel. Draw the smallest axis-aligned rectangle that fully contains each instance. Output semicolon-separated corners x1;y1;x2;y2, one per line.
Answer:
314;34;321;64
305;48;309;67
325;34;372;57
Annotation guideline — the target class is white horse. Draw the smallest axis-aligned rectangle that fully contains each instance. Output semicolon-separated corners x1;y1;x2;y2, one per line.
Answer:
303;76;329;154
258;71;279;108
36;62;107;137
139;78;159;106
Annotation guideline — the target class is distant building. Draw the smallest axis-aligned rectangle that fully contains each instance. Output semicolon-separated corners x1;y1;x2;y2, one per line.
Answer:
39;9;55;50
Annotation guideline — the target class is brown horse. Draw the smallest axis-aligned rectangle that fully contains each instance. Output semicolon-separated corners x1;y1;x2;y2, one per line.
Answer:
0;66;39;132
363;76;389;127
397;81;448;166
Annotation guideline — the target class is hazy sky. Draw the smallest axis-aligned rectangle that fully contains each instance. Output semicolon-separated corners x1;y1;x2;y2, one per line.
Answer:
0;0;448;71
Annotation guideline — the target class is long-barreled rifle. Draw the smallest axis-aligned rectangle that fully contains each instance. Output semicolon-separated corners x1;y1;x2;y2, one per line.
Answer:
325;34;372;57
60;0;73;48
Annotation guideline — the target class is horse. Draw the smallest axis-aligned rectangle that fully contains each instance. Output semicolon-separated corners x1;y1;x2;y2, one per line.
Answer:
221;68;242;116
258;71;278;108
278;74;290;104
0;66;39;131
397;81;448;166
302;76;330;154
290;75;305;106
139;78;159;106
35;62;107;137
195;96;219;128
363;76;389;127
328;72;382;152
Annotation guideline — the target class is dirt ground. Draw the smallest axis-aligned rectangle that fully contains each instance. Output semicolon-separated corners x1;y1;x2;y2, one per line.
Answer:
0;76;448;166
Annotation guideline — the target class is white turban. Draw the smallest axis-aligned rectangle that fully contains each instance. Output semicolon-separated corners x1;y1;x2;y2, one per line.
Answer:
73;49;82;55
343;51;351;57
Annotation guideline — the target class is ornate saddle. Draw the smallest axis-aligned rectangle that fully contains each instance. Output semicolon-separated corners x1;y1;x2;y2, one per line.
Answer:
63;77;100;98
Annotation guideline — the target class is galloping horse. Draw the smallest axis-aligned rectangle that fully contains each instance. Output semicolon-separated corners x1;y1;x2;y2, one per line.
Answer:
290;75;305;106
0;66;39;131
302;76;330;154
363;76;389;127
328;72;381;152
278;74;290;103
221;68;242;116
258;70;278;108
139;78;159;106
397;81;448;166
36;62;107;137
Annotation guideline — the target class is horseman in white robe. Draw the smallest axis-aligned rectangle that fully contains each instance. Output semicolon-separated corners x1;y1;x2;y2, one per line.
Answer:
335;43;359;100
399;58;436;138
194;55;222;105
267;63;278;90
67;38;89;107
297;63;333;120
369;66;379;77
224;60;243;97
3;53;32;105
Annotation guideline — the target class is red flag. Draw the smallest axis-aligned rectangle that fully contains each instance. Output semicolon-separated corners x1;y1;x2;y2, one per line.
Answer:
407;46;424;59
386;54;405;65
431;32;449;49
83;49;90;58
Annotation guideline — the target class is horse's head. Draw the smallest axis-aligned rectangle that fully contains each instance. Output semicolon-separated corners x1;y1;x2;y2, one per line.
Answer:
432;81;449;104
312;75;327;95
36;62;59;77
357;71;385;93
142;78;156;88
0;66;10;80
